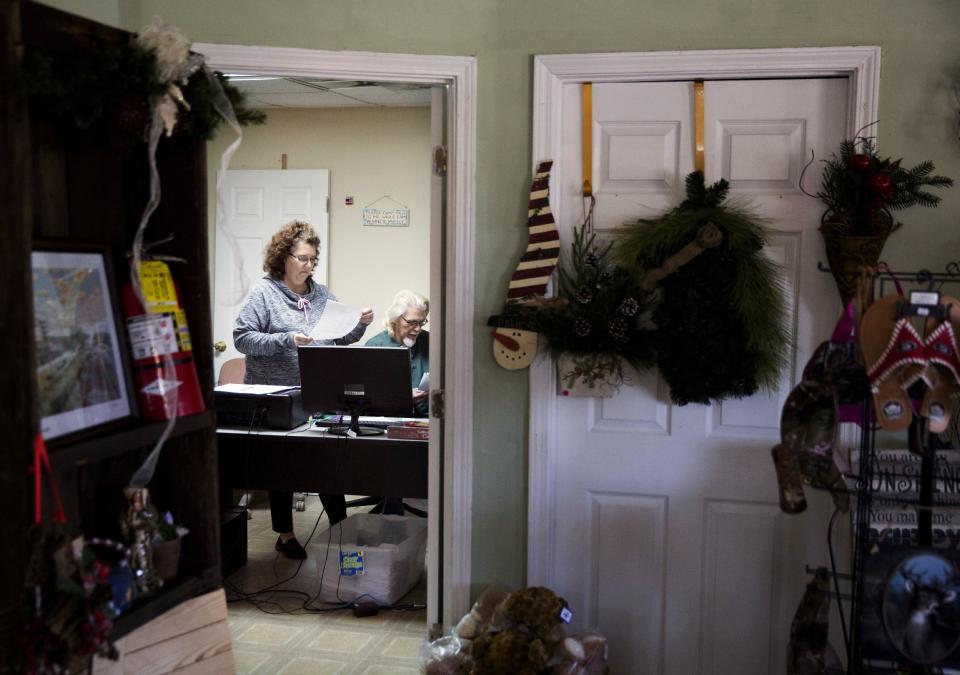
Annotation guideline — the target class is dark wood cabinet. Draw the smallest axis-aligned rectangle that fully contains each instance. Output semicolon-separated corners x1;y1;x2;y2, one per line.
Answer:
0;1;220;666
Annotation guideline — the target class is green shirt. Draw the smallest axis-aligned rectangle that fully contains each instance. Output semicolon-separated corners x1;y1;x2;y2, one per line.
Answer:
365;330;429;416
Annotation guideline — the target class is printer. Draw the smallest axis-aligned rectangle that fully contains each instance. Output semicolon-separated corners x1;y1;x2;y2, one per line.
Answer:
214;385;307;430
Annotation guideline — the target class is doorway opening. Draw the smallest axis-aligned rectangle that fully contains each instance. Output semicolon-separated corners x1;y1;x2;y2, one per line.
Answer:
198;42;477;631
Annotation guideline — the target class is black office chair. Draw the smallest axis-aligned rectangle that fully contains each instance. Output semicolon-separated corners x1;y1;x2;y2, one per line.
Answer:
345;496;426;517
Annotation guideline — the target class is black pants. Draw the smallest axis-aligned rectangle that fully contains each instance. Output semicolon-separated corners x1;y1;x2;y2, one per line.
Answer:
268;490;347;533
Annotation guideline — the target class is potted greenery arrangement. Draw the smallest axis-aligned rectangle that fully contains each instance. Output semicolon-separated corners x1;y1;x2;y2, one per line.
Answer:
804;127;953;304
534;214;655;396
152;511;189;582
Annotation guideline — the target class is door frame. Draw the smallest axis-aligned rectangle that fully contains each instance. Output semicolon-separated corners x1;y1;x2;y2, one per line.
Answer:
527;46;881;586
196;42;476;625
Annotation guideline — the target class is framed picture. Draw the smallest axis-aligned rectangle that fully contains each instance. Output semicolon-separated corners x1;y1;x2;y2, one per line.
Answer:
860;544;960;668
32;245;136;441
881;550;960;666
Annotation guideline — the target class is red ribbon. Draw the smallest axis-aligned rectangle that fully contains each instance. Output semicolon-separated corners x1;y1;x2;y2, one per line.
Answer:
33;433;65;524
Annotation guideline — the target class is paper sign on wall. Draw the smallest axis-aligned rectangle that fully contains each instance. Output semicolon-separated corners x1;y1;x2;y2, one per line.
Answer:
362;207;410;227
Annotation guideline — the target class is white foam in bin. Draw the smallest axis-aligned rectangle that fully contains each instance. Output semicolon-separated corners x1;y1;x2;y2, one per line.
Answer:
309;513;427;606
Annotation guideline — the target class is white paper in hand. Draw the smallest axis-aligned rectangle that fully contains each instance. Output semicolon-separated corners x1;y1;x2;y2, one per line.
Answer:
308;300;363;341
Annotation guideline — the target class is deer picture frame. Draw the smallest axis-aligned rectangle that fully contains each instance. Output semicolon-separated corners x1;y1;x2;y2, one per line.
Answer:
879;551;960;667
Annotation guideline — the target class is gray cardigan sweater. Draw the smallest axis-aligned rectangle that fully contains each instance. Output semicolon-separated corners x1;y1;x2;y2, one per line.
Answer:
233;276;366;386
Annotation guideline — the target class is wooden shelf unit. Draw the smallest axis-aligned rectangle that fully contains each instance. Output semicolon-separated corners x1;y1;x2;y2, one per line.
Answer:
0;1;221;665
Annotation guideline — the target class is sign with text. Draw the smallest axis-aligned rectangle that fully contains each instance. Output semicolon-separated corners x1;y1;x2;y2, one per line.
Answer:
362;207;410;227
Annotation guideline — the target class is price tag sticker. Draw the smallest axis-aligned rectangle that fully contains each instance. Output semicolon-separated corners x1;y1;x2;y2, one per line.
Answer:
910;290;940;307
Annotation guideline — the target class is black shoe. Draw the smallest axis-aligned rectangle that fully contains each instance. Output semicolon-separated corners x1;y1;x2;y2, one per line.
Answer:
275;536;307;559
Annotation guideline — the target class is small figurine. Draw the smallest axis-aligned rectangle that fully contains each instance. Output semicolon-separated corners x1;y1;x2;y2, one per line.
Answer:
119;487;160;595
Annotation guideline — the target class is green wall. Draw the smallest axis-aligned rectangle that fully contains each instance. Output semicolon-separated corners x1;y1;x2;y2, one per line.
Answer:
43;0;960;597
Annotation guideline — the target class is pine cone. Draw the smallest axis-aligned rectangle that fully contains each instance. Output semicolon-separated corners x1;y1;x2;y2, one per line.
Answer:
608;317;628;341
619;297;640;316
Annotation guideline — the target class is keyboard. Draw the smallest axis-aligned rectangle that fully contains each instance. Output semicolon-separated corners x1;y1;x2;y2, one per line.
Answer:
312;414;423;429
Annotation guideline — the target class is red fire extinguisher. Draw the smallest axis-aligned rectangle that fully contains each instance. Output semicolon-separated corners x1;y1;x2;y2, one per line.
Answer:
120;260;205;422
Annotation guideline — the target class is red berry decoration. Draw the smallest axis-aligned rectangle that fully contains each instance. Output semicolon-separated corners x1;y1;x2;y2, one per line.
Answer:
869;172;892;193
847;153;872;172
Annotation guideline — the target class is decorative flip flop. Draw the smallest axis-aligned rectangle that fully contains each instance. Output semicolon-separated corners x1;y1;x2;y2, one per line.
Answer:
803;339;869;424
771;443;807;514
859;294;926;431
919;366;955;433
920;296;960;433
780;381;848;513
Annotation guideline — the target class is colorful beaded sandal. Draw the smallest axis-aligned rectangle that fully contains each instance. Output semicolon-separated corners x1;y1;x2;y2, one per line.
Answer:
919;296;960;433
860;294;927;431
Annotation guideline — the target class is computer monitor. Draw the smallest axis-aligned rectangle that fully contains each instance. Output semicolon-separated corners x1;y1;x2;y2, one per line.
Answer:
297;345;414;436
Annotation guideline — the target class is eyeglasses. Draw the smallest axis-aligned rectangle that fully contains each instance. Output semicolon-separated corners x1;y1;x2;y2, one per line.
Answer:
290;254;319;267
399;315;428;328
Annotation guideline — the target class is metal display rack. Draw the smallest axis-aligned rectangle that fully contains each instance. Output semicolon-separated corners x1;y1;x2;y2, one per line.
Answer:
834;265;960;674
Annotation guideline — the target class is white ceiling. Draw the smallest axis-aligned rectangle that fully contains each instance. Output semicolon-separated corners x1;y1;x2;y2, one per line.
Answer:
226;75;433;109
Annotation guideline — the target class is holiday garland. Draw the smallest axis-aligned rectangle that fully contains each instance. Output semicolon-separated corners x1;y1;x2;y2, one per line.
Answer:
21;41;265;142
534;202;656;388
616;172;790;405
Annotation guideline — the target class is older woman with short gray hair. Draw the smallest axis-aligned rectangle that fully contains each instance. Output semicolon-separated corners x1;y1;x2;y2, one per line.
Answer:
366;289;429;415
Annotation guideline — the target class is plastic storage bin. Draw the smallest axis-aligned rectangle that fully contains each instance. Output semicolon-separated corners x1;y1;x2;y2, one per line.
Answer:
310;513;427;605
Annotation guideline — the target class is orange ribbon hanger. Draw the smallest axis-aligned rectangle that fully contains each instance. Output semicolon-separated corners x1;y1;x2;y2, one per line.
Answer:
582;82;592;197
694;80;705;174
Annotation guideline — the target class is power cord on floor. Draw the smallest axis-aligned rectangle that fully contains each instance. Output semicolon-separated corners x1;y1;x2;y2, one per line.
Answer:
227;491;428;616
225;502;352;615
302;508;427;614
232;480;335;596
301;507;346;613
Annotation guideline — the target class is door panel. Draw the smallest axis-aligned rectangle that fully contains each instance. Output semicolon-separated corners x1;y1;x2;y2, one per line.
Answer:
701;500;784;674
589;492;667;674
212;169;330;367
549;77;848;674
592;82;694;231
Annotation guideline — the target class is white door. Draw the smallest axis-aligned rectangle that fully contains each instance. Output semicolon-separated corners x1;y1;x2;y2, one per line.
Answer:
545;78;848;674
213;169;330;367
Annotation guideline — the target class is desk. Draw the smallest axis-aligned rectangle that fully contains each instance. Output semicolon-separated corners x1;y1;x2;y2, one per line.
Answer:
217;423;428;509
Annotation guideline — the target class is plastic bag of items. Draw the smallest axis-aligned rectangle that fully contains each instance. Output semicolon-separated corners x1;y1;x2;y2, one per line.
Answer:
421;631;471;675
548;632;609;675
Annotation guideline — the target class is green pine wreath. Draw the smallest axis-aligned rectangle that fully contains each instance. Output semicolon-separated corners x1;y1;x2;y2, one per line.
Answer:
616;172;790;405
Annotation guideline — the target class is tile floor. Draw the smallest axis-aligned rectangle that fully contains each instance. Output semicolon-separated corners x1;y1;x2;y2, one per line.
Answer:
226;493;428;674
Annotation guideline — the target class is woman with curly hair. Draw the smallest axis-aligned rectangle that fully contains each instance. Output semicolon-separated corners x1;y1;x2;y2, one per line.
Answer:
233;219;374;559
